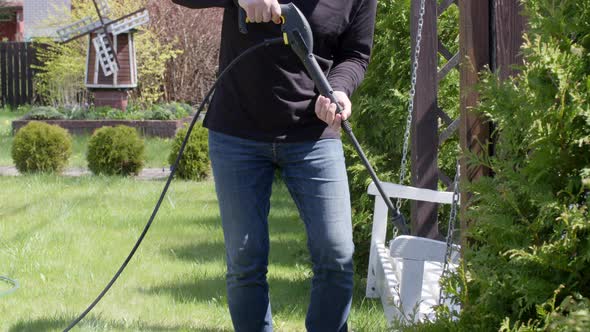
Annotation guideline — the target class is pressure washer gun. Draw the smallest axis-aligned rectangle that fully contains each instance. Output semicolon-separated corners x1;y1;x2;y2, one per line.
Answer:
236;2;410;235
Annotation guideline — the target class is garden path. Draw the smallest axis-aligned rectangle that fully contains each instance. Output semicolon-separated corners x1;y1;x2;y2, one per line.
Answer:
0;166;171;180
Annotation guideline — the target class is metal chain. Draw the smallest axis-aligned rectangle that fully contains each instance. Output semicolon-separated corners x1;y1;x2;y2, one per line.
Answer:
396;0;426;212
438;161;461;306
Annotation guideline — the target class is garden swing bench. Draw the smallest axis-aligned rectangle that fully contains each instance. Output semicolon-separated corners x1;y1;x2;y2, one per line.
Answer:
364;0;461;324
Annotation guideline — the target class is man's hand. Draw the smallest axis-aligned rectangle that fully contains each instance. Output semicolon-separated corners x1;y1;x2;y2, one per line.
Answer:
315;91;351;132
238;0;282;24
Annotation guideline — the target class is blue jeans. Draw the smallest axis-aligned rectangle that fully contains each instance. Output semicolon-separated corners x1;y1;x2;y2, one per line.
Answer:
208;130;354;332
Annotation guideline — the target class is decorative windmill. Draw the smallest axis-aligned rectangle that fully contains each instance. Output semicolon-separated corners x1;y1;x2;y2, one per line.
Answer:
56;0;149;110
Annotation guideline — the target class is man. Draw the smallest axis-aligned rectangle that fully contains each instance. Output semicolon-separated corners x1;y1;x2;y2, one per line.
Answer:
171;0;377;331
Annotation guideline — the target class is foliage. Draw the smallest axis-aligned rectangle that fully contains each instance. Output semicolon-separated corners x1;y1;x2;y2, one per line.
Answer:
144;102;191;120
347;0;460;273
168;123;209;181
131;9;183;105
11;122;72;173
32;38;88;107
22;106;66;120
21;103;191;121
425;0;590;330
87;125;145;176
498;290;590;332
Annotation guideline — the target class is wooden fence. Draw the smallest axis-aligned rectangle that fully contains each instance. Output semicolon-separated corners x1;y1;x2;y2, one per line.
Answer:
0;42;38;108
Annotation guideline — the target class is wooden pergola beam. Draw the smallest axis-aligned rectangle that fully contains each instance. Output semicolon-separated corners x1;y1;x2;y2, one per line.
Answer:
411;0;440;239
458;0;491;237
458;0;525;243
493;0;526;79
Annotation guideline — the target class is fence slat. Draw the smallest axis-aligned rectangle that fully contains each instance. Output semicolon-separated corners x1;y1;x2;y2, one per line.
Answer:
1;44;7;106
20;43;28;106
7;43;15;107
0;42;38;107
26;45;35;103
14;43;21;106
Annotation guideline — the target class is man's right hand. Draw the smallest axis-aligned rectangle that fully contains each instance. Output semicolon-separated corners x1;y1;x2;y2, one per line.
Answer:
238;0;282;24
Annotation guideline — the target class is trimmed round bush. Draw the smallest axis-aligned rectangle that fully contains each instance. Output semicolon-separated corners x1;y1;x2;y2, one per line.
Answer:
168;123;209;180
87;125;145;176
11;121;72;173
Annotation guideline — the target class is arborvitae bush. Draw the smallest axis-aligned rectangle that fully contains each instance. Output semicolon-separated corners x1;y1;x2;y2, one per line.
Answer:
87;126;145;176
426;1;590;331
11;121;72;173
168;123;209;181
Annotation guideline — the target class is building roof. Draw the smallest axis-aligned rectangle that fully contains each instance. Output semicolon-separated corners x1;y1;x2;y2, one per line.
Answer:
0;1;23;9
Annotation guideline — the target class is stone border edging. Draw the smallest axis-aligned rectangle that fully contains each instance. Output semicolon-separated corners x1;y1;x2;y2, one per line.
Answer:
11;119;188;138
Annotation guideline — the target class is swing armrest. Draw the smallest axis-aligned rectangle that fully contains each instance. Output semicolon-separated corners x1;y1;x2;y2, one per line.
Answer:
367;181;455;205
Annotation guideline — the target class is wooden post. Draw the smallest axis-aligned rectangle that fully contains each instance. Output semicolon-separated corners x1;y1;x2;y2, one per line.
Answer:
411;0;440;239
493;0;526;79
459;0;491;240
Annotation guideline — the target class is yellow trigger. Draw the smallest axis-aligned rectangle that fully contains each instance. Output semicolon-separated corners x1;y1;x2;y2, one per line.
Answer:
281;16;288;44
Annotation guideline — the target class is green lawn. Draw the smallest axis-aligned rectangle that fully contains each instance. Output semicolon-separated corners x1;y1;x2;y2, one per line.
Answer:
0;110;173;168
0;175;388;331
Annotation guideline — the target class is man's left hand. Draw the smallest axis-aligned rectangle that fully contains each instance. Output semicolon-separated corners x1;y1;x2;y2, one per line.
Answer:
315;91;351;131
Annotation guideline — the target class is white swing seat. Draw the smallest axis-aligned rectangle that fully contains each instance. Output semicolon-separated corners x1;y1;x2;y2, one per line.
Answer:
365;181;461;324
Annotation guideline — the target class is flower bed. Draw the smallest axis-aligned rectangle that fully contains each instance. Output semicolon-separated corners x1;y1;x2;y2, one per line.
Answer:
11;103;200;138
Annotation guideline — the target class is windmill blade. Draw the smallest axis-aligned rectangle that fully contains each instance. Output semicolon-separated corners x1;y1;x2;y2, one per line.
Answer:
109;9;150;35
93;33;119;77
56;16;103;42
95;0;111;17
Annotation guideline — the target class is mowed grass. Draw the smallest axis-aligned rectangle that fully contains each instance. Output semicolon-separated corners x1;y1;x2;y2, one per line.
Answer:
0;175;388;331
0;110;173;168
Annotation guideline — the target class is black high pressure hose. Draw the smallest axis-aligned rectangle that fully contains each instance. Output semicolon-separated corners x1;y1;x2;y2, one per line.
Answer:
63;37;285;332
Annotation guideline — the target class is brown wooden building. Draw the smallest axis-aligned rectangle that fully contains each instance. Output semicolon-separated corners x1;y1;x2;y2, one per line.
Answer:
0;1;24;42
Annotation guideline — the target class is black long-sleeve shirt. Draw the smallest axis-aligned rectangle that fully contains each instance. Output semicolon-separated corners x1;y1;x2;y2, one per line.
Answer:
171;0;377;142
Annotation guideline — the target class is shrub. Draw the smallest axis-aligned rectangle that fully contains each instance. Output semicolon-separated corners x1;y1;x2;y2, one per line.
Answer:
92;106;125;120
87;126;145;176
145;103;191;120
11;121;72;173
16;104;33;113
426;1;590;331
163;102;191;118
146;105;174;120
168;123;209;180
23;106;66;120
148;1;222;104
